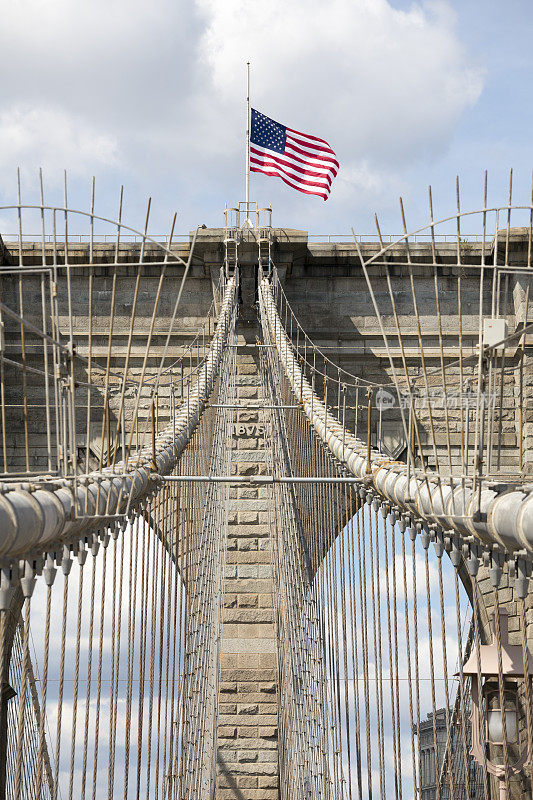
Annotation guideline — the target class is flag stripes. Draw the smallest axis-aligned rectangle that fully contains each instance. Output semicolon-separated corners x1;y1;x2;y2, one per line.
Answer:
250;109;338;201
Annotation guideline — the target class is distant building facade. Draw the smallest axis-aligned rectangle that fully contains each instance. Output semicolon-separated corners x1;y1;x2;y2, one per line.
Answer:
415;707;484;800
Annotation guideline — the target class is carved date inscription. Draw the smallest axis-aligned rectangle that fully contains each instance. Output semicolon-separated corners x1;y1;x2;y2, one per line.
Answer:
233;424;265;437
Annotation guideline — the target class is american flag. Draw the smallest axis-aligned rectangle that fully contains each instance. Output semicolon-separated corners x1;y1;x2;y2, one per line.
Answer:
249;109;338;201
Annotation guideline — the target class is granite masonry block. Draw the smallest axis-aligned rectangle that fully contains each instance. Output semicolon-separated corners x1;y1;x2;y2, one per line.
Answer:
238;538;259;551
215;791;278;800
230;500;270;512
236;462;267;475
231;691;276;703
237;593;259;607
237;363;258;375
222;579;272;594
237;565;258;579
217;776;258;789
238;511;259;524
218;726;237;738
230;525;270;538
221;669;277;683
238;488;259;499
235;375;262;385
237;411;261;423
258;727;278;740
237;437;260;450
218;715;278;728
230;737;278;750
226;551;271;565
258;776;279;789
217;763;278;777
223;610;273;624
237;387;258;399
232;452;266;462
257;566;272;579
238;751;258;763
233;726;259;739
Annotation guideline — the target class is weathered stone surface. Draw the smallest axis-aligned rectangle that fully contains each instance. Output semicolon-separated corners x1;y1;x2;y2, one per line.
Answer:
218;727;237;738
217;338;278;799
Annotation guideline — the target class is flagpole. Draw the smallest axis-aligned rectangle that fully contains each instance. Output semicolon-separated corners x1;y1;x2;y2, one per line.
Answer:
245;61;251;224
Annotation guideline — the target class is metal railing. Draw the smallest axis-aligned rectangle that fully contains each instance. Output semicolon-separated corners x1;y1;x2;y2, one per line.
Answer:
309;233;484;243
0;233;191;244
1;232;484;244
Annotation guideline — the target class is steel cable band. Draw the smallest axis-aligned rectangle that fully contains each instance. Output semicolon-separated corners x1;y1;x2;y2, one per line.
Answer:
259;276;533;556
0;277;237;559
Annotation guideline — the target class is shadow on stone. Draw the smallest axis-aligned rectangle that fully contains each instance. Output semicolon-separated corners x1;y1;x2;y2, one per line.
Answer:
216;749;247;800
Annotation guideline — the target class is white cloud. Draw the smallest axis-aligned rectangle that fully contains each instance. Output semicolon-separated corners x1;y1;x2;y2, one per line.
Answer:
381;550;439;602
0;106;119;180
0;0;482;227
195;0;483;166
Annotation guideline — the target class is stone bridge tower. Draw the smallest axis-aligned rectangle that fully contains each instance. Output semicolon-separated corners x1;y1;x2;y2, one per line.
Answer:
1;220;532;800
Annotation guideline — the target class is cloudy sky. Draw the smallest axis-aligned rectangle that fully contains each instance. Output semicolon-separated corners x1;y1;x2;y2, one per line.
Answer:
1;0;532;237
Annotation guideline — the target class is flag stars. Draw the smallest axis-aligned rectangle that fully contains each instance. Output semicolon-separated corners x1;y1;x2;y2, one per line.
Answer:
251;108;286;154
249;108;338;201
